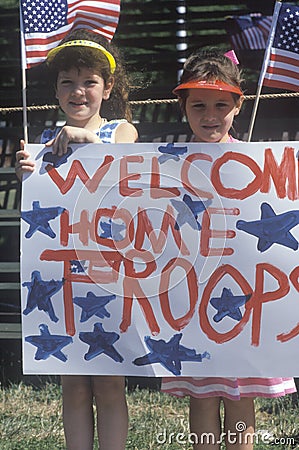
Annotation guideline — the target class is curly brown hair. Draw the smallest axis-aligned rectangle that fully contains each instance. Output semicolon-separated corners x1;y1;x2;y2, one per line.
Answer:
47;29;132;121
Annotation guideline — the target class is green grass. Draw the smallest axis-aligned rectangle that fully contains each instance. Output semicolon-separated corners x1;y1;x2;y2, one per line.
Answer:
0;382;299;449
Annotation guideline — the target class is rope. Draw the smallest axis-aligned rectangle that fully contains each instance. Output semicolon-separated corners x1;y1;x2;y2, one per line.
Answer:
0;91;298;114
131;91;299;103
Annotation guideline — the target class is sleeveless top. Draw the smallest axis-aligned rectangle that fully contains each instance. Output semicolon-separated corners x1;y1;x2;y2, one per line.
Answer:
40;119;127;144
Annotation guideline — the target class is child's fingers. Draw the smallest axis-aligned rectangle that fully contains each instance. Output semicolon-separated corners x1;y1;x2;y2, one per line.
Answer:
15;159;35;180
15;143;35;180
18;160;36;171
16;150;31;161
45;138;55;147
52;133;70;156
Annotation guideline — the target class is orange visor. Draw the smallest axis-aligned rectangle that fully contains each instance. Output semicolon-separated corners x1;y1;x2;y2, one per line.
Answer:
173;80;243;96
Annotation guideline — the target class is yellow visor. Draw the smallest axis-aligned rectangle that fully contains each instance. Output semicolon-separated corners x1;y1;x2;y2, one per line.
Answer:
46;40;116;74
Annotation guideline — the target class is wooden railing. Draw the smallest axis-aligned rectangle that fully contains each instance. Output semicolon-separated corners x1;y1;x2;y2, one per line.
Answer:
0;166;21;339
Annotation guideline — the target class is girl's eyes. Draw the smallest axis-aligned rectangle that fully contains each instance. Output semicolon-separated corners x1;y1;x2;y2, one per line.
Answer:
216;102;229;108
192;102;229;109
85;79;98;86
59;79;98;86
192;103;205;109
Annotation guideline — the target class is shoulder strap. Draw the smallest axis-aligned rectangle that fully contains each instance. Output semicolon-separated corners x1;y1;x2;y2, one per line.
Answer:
98;119;127;143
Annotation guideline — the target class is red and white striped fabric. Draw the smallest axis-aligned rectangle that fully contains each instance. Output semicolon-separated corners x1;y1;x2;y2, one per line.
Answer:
20;0;121;68
161;377;296;401
262;2;299;92
225;13;272;51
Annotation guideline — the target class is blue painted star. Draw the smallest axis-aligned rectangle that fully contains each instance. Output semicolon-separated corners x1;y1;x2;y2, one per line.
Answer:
23;270;64;322
21;200;65;239
79;322;123;362
99;219;126;241
158;143;188;163
42;147;73;168
70;260;87;274
236;202;299;252
25;324;73;362
171;194;212;230
73;291;116;322
133;333;210;375
210;287;251;322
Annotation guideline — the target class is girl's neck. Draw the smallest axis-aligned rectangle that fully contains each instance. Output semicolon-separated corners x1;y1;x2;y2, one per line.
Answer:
66;115;104;130
192;133;230;143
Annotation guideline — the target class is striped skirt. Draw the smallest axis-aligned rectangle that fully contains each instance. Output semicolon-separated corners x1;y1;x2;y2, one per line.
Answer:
161;377;296;401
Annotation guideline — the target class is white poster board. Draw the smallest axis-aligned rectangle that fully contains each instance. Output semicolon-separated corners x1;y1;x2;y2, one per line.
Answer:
21;141;299;376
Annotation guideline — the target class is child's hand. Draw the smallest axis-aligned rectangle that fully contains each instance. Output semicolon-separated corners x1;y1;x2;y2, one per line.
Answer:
15;140;36;181
46;126;101;156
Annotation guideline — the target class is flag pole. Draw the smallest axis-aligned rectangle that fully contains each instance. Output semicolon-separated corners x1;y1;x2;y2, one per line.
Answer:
247;0;282;142
21;67;29;144
19;3;29;144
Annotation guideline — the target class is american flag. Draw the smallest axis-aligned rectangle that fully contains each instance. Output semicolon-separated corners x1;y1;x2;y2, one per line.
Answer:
225;13;272;50
262;2;299;92
20;0;121;68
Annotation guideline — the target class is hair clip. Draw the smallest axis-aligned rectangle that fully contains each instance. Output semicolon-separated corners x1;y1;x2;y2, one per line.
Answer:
224;50;239;65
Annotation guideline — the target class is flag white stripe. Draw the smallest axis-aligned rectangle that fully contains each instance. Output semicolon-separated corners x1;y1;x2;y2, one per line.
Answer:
270;48;299;62
267;60;299;71
26;43;62;52
24;25;71;41
71;14;118;29
68;1;120;14
247;27;264;48
264;73;299;85
257;18;272;34
232;35;243;49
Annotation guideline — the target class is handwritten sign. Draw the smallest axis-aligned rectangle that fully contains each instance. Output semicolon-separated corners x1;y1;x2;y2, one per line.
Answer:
21;142;299;376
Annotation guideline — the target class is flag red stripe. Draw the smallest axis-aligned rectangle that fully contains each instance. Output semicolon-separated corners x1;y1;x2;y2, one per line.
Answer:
69;0;120;6
25;32;71;46
25;23;115;58
269;53;299;67
25;19;118;44
26;50;52;59
70;21;115;34
266;66;299;79
263;78;299;91
67;0;120;9
69;12;119;27
68;4;120;19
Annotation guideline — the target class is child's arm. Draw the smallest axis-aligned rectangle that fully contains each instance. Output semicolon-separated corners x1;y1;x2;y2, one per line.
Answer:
15;122;138;181
45;126;101;156
115;122;138;143
15;139;36;181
